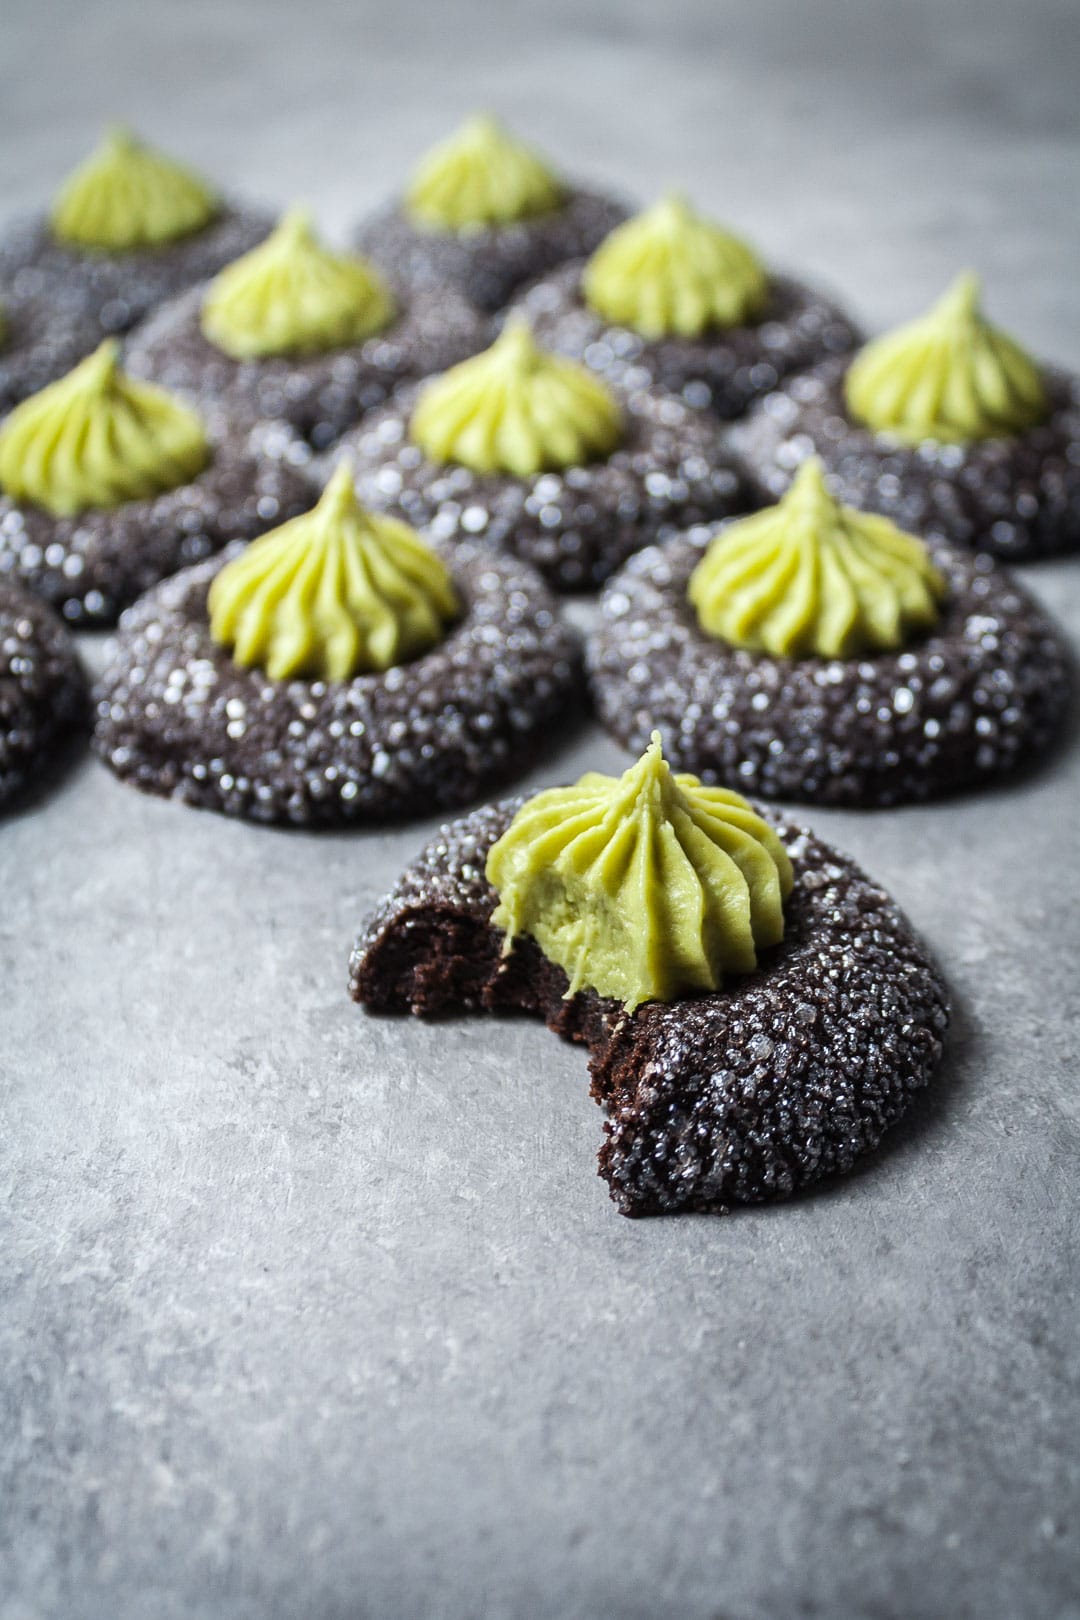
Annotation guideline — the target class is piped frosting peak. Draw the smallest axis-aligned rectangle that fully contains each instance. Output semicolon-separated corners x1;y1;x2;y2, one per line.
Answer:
207;461;459;681
844;272;1049;444
410;318;622;477
0;340;210;516
688;457;946;659
485;731;793;1011
50;127;219;252
583;194;769;338
200;208;395;359
405;114;563;231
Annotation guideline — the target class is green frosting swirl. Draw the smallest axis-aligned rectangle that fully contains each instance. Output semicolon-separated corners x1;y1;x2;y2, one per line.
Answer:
208;461;459;681
201;209;395;360
486;731;793;1011
51;127;219;252
688;458;945;659
405;114;563;231
844;272;1049;444
410;318;622;478
583;194;769;338
0;340;210;516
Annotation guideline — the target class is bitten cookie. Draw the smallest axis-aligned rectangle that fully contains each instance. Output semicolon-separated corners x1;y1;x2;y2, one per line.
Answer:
0;129;272;337
511;195;860;420
330;320;758;592
351;743;949;1217
352;114;627;313
0;341;314;625
0;581;85;809
734;274;1080;560
92;465;582;826
587;461;1071;806
125;210;490;449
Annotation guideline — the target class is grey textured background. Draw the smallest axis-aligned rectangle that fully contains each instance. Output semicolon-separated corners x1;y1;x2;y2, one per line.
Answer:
2;2;1079;1617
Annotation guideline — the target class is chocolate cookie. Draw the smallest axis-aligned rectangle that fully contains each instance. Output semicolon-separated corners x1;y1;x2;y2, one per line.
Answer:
0;417;314;628
329;383;759;592
0;581;86;809
124;280;491;450
0;204;274;339
353;187;629;315
0;293;102;417
734;357;1080;561
351;799;950;1216
512;264;861;420
92;540;581;825
586;531;1071;807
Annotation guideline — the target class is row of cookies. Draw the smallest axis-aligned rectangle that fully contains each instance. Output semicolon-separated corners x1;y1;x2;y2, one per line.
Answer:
4;122;1076;561
0;118;808;816
2;390;1069;823
1;122;1075;610
0;123;1074;827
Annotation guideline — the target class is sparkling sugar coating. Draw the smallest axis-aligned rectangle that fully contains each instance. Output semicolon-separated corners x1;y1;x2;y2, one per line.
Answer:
512;262;861;421
0;416;315;627
350;798;950;1216
124;279;490;450
0;291;105;416
587;530;1071;807
0;203;274;339
330;379;757;592
734;356;1080;561
92;539;581;826
0;580;86;808
353;185;629;314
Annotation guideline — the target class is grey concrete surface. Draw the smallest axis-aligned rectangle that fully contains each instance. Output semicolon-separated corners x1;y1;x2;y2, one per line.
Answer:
2;2;1079;1617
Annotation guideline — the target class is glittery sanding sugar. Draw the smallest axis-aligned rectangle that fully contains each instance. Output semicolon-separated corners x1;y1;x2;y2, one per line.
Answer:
0;416;316;627
511;263;861;420
734;356;1080;561
328;380;760;592
0;580;85;809
586;531;1073;807
0;203;274;338
350;798;950;1216
352;186;628;314
124;279;491;450
0;292;103;416
92;540;583;826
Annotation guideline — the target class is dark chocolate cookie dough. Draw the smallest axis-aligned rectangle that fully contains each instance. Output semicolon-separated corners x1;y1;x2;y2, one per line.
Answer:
587;531;1071;807
351;799;950;1216
330;382;759;592
0;581;85;809
0;417;314;627
92;540;581;826
734;357;1080;561
353;187;628;315
0;204;274;339
124;280;491;449
512;264;860;420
